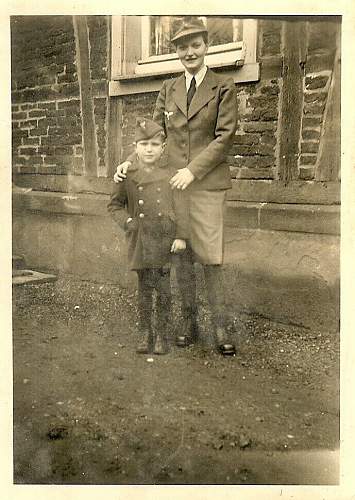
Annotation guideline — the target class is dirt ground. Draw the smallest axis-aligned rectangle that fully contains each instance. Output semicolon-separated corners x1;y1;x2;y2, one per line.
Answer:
12;276;339;485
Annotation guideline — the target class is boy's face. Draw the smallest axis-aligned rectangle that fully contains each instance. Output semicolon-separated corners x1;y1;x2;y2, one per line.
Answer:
175;34;209;75
135;135;165;165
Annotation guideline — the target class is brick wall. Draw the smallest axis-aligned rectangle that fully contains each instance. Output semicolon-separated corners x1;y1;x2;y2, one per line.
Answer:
11;15;109;176
11;16;340;185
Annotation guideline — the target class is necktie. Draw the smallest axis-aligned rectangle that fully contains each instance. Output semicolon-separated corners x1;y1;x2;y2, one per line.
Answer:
187;76;196;110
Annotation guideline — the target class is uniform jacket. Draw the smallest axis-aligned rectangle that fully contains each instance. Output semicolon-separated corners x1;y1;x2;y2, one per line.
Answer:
154;68;238;191
108;160;189;271
127;69;238;191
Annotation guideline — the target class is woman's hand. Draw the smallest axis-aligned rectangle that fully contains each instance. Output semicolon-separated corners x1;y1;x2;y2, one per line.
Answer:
169;168;195;190
171;239;187;253
114;161;132;183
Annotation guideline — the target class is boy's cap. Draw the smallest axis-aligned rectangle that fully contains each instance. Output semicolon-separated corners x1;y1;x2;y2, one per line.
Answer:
170;16;207;43
135;117;165;142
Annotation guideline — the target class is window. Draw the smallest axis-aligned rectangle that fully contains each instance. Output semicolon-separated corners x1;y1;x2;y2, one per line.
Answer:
145;16;243;57
110;15;259;95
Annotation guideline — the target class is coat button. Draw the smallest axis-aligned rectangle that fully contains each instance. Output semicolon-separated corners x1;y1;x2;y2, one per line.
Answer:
139;213;145;218
138;186;143;191
156;199;161;204
157;187;161;192
138;199;144;206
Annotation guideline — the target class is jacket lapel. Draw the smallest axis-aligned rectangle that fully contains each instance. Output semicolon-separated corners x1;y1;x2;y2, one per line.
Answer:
188;69;217;120
172;74;188;117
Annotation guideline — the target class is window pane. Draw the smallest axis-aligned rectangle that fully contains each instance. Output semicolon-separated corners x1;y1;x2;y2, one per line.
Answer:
149;16;242;56
149;16;175;56
207;17;234;45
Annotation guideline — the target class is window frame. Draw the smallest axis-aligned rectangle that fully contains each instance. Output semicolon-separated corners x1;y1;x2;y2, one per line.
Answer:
110;15;260;96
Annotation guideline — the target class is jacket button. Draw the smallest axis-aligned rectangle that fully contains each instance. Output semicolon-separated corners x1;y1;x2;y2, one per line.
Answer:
139;213;145;218
138;186;143;191
138;199;144;206
156;199;161;204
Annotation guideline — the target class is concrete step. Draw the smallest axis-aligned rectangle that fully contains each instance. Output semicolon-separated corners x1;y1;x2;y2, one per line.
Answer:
12;269;57;286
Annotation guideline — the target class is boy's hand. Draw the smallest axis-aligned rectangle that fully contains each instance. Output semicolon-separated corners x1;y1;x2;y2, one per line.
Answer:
170;168;195;190
114;161;132;183
171;239;186;253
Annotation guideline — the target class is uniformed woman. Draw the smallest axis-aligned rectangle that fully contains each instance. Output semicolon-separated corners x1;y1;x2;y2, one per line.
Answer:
114;17;237;356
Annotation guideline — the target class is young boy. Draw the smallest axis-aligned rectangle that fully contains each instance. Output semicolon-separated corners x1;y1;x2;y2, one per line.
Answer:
108;118;188;355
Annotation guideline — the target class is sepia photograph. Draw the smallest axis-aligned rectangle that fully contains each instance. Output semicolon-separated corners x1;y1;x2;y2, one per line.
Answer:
3;4;352;495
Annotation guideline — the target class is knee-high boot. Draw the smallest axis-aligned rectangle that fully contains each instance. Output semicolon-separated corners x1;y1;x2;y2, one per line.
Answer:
203;265;236;356
175;247;198;346
136;270;154;354
153;268;171;355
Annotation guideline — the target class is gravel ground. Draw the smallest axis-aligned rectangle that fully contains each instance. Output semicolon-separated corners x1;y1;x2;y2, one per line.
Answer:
12;276;340;485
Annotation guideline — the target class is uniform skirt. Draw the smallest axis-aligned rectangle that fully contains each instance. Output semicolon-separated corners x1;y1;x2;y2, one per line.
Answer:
188;189;227;265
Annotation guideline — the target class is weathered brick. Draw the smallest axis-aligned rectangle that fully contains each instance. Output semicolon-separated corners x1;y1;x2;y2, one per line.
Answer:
299;166;315;180
305;74;329;90
302;129;320;140
57;100;81;110
29;127;48;137
18;165;38;174
20;119;38;129
20;103;36;111
304;92;327;104
28;110;46;118
41;134;82;146
243;122;276;133
54;146;73;155
234;133;260;145
302;116;322;127
301;141;319;154
22;136;40;146
230;166;274;179
12;129;29;139
26;155;44;165
260;85;279;96
304;102;325;115
248;107;279;121
300;154;318;165
12;111;27;120
19;147;38;155
233;155;274;168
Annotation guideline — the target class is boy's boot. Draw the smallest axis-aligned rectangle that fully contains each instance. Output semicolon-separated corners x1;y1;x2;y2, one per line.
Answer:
153;269;171;355
175;249;199;346
204;265;236;356
137;271;153;354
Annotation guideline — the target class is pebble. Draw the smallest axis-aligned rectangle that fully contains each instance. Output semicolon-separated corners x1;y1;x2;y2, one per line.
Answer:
239;435;251;448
